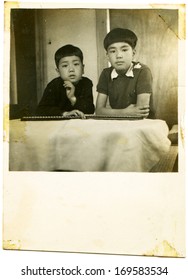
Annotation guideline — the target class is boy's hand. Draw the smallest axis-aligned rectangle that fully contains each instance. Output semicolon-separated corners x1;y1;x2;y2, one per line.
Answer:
62;110;85;119
123;104;150;118
63;81;76;105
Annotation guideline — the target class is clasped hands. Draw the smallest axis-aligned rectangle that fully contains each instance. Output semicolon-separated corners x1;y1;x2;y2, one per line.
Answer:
124;104;150;118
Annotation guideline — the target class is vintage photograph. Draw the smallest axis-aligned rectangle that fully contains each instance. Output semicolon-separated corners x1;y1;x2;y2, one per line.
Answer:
3;2;185;258
8;7;179;172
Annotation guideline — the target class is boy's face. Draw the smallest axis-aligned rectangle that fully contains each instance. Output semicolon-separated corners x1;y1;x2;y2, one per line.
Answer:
107;42;135;73
57;56;84;84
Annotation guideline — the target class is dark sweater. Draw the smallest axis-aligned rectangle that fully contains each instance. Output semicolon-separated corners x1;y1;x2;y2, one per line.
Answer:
36;76;95;116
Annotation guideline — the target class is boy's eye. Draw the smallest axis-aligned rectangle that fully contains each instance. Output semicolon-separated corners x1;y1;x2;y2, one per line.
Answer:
62;64;68;68
122;48;128;52
74;63;80;66
109;49;116;53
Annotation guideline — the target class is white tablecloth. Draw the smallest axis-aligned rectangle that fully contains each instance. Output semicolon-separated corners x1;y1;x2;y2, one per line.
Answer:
9;119;171;172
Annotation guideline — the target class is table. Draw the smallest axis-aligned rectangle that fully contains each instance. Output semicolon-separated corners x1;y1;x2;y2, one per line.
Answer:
9;118;171;172
5;119;185;257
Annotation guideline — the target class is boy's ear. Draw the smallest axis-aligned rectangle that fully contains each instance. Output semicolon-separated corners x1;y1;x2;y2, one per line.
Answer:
82;64;85;74
133;48;136;56
56;68;60;74
106;53;111;67
106;52;110;61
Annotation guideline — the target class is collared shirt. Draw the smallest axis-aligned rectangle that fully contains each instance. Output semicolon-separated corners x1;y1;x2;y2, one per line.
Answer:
111;62;135;79
97;62;153;109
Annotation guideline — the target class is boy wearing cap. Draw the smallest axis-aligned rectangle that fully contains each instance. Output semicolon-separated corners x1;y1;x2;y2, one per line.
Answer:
96;28;153;118
36;44;95;118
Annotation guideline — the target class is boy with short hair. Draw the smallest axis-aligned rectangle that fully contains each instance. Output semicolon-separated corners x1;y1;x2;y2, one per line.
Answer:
96;28;153;118
36;44;95;118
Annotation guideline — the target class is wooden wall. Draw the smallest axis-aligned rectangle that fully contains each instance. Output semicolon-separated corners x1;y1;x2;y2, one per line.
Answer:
109;9;178;128
10;9;38;118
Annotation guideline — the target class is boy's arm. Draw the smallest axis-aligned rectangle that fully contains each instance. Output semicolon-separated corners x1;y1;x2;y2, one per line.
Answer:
96;93;122;115
63;81;77;106
136;93;150;107
36;82;63;116
96;92;150;117
135;66;153;117
72;79;95;114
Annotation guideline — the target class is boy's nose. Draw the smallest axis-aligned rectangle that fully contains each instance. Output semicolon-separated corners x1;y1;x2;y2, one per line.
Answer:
116;51;123;58
69;65;75;72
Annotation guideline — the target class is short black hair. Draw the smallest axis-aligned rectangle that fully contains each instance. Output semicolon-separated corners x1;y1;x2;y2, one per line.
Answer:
104;28;138;50
55;44;84;67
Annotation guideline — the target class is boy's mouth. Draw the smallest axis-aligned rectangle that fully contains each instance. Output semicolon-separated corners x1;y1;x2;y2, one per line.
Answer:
116;61;124;65
69;75;76;79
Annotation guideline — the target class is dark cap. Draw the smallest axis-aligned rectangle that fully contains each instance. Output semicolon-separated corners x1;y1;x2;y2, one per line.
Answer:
104;28;137;50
